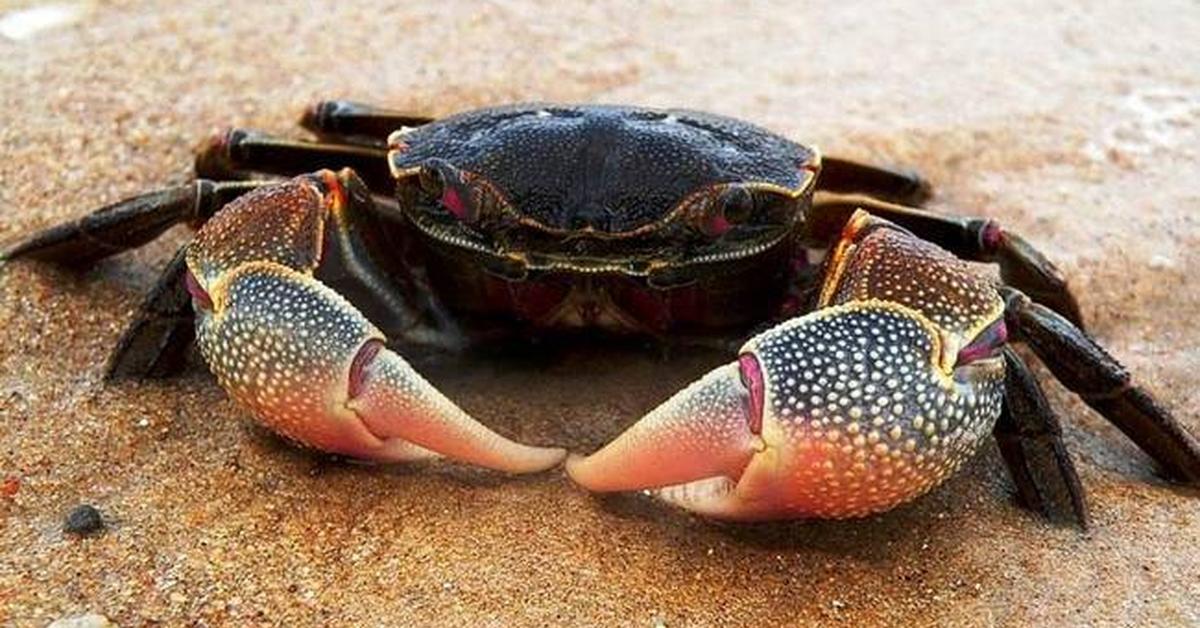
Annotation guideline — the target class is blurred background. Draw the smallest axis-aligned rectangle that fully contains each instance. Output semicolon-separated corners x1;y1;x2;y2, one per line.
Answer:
1;1;1198;625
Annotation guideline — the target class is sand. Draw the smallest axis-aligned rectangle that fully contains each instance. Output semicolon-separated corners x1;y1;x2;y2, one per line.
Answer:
1;1;1198;625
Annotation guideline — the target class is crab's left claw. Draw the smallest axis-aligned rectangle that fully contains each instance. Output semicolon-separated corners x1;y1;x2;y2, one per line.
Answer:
568;211;1010;519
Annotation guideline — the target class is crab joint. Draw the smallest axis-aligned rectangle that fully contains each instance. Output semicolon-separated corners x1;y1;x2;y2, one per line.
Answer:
738;353;765;435
955;319;1008;366
184;269;213;310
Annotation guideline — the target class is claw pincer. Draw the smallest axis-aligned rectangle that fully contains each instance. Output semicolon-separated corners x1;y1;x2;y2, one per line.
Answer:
568;211;1010;519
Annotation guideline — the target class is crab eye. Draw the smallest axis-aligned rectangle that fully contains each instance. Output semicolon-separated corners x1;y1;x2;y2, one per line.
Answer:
720;186;756;224
418;165;444;200
700;186;756;236
418;163;473;222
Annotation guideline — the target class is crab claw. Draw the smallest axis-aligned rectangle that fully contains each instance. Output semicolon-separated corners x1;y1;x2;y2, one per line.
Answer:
569;303;1006;519
568;211;1010;519
186;171;564;474
190;262;565;473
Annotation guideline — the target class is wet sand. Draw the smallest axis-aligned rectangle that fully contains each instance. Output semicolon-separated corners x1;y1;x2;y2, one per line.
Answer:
2;1;1199;625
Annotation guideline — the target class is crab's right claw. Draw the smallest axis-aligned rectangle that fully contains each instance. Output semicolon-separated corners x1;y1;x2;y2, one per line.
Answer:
568;211;1010;519
189;265;563;472
186;170;564;474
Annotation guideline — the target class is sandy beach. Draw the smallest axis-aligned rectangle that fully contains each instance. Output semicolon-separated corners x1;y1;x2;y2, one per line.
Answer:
2;1;1199;625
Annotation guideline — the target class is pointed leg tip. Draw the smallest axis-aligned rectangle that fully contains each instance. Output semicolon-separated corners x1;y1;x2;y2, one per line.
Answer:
0;235;38;264
1073;509;1091;532
904;171;935;205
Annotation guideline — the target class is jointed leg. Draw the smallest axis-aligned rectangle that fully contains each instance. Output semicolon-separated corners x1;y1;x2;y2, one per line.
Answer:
193;100;435;192
1;180;263;267
1;180;272;378
299;100;434;145
817;155;933;206
4;167;456;379
1002;287;1200;483
2;100;422;267
994;347;1088;527
106;245;196;379
194;129;394;194
808;193;1086;328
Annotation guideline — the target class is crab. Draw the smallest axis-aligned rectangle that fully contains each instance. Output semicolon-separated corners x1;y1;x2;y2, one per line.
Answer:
5;102;1198;525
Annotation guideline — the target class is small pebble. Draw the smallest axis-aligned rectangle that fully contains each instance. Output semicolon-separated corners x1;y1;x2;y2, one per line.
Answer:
48;613;114;628
1148;254;1175;270
64;504;105;536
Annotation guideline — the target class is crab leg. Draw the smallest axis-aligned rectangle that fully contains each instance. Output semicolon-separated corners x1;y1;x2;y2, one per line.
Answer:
197;101;433;187
569;211;1010;519
0;180;261;267
195;129;394;193
300;100;434;145
816;155;933;206
1002;288;1200;483
0;180;272;379
182;168;563;471
104;245;197;379
808;193;1086;328
993;347;1088;527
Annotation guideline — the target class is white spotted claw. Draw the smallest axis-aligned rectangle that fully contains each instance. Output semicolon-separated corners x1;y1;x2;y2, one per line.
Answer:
568;210;1010;520
568;302;1006;519
185;171;565;474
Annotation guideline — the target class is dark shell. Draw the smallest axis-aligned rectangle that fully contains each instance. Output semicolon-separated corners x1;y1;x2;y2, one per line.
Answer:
389;104;815;233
